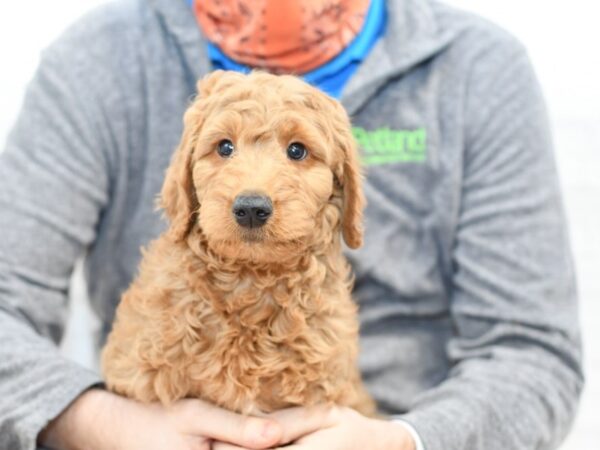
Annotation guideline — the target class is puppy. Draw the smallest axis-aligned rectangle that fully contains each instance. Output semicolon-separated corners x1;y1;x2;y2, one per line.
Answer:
101;70;375;416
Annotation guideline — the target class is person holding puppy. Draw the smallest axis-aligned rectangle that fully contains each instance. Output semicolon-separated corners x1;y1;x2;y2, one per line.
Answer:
0;1;582;449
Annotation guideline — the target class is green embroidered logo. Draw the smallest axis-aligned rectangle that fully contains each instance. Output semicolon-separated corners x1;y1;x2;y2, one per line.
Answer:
352;127;427;165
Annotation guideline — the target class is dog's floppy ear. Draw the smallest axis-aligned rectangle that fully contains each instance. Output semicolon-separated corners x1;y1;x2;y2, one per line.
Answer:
338;130;366;249
159;106;201;242
160;71;229;242
327;97;365;249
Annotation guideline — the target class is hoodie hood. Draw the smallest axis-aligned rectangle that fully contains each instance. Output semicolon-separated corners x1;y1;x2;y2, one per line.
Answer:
147;0;467;113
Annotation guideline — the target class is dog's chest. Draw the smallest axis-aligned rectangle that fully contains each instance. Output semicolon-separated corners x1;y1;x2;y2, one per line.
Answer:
184;279;354;412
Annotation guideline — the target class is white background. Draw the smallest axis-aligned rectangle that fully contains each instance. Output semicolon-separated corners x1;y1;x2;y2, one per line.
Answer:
0;1;598;448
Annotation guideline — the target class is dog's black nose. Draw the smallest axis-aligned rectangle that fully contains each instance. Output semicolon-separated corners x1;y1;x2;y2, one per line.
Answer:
232;194;273;228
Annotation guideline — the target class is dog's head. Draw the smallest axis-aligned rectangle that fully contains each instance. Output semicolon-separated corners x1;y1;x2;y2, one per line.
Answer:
160;71;364;262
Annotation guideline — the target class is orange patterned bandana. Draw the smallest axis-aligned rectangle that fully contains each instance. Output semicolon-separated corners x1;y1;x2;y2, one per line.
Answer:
193;0;370;74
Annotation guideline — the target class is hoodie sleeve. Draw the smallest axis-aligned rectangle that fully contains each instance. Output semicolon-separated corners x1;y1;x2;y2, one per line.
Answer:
0;41;109;449
398;36;583;449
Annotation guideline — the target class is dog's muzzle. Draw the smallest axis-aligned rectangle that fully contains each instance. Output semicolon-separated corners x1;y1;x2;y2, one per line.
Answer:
232;194;273;229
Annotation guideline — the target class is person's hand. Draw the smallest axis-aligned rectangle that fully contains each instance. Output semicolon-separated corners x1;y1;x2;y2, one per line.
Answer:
213;405;416;450
38;388;283;450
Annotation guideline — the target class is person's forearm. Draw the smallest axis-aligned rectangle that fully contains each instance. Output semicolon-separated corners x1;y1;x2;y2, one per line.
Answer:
0;311;102;450
398;345;582;450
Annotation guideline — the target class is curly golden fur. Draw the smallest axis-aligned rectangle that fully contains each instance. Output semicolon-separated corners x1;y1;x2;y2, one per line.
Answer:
101;71;375;416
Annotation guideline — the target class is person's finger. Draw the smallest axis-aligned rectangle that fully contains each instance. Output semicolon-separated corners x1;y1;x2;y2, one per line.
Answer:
184;435;212;450
179;400;282;449
266;405;340;444
211;442;251;450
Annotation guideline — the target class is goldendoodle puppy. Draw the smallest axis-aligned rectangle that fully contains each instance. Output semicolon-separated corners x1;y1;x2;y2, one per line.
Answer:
101;70;375;416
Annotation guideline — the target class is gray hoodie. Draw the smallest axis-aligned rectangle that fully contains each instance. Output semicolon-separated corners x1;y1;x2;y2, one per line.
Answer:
0;0;583;449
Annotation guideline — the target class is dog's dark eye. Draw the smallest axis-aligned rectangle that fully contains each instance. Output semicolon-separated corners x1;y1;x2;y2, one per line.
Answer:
287;142;308;161
217;139;235;158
